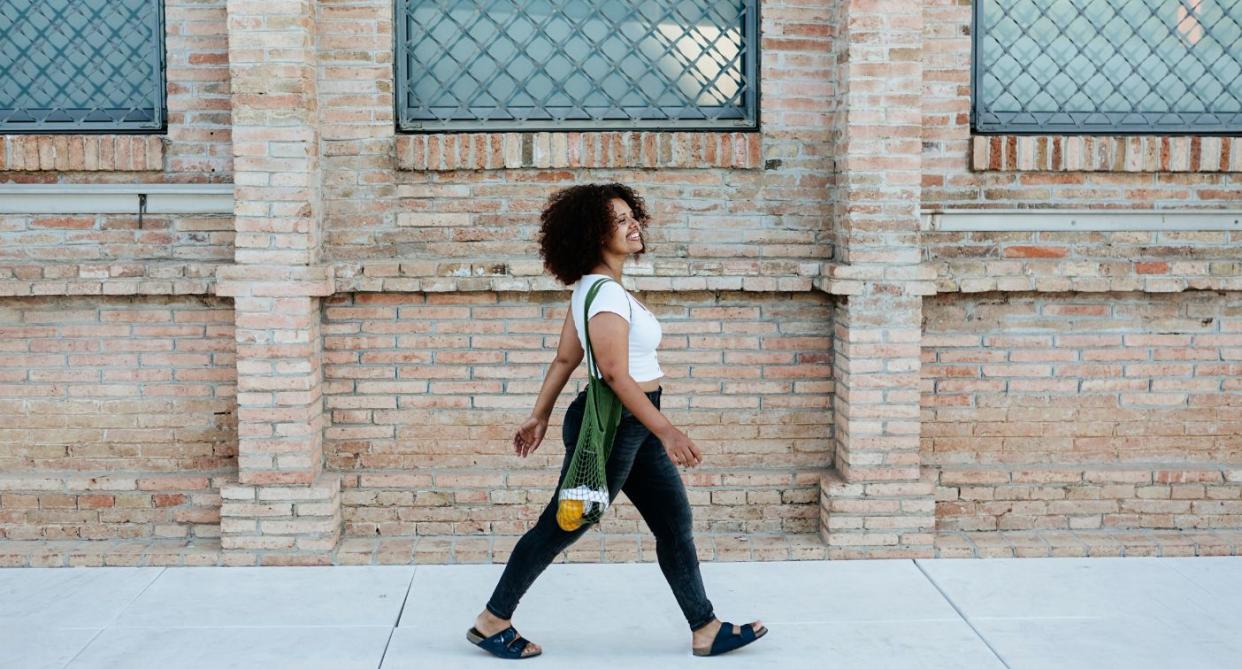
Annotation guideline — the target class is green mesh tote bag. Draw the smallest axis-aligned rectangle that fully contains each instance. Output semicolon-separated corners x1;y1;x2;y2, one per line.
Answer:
555;277;633;532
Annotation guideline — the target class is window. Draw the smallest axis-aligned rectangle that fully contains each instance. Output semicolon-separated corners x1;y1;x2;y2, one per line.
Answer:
972;0;1241;134
395;0;759;132
0;0;166;132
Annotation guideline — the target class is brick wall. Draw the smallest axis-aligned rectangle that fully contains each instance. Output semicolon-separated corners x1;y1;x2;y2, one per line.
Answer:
0;296;236;541
934;466;1242;533
923;291;1242;532
0;214;234;266
2;0;1240;564
299;0;843;554
924;229;1242;294
165;0;233;178
317;0;837;271
321;290;834;538
915;0;1242;552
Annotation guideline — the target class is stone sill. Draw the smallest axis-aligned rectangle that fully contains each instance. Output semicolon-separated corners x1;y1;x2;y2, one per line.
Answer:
1;135;165;172
0;262;222;297
395;131;763;171
0;260;825;297
932;258;1242;294
812;264;939;296
970;135;1242;173
333;259;822;293
0;471;228;491
337;273;818;294
4;259;1238;298
215;264;334;298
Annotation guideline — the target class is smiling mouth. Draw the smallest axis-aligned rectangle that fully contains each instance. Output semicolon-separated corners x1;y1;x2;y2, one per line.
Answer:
627;233;640;241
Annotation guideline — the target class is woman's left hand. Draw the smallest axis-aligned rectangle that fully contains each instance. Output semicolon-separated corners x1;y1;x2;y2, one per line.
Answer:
513;415;548;457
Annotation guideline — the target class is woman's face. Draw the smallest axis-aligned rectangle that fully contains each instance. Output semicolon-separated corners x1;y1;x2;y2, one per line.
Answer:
604;197;643;256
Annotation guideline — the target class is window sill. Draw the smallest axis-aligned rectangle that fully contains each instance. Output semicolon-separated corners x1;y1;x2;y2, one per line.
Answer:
395;131;762;171
970;135;1241;173
0;184;233;214
1;135;165;172
921;209;1242;232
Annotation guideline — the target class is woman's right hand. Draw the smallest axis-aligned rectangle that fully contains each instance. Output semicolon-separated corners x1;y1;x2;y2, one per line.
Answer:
657;426;703;468
513;415;548;457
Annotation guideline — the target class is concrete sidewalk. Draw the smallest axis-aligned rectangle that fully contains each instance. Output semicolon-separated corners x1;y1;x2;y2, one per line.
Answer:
2;557;1239;669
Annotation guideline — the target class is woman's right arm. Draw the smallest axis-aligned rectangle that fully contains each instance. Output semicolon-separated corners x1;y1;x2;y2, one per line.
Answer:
514;309;584;457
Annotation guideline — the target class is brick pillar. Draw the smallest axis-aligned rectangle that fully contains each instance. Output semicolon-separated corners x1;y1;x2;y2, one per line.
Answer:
225;0;323;267
821;286;934;557
217;0;339;565
819;0;936;558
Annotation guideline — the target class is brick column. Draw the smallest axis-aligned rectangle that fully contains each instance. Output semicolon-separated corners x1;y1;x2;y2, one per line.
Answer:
819;0;936;558
225;0;323;267
821;283;934;558
218;0;339;565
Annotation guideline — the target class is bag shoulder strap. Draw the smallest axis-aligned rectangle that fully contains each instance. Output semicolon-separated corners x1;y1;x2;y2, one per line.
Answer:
583;277;631;381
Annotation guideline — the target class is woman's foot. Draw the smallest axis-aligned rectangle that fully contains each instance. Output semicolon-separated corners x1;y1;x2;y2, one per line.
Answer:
473;609;542;657
691;617;765;655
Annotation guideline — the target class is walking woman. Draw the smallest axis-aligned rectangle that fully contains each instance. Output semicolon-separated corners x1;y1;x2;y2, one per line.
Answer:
465;183;767;659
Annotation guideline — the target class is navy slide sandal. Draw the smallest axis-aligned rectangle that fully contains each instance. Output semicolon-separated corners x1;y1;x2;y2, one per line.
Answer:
466;625;542;659
693;621;768;657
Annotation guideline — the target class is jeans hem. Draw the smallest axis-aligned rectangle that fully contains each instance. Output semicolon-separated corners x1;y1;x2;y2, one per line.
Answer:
484;601;509;621
689;613;717;632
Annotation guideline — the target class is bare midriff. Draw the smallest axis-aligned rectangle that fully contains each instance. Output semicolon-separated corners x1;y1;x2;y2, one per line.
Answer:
636;376;663;392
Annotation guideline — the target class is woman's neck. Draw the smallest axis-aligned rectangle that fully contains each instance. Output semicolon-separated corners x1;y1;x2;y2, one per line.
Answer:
590;254;627;282
589;269;622;282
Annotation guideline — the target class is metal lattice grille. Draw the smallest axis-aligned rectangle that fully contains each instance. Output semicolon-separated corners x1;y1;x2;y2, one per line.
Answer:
396;0;758;131
0;0;165;132
973;0;1242;134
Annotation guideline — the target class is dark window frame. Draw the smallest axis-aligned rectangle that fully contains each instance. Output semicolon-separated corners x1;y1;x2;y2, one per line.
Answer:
394;0;760;133
0;0;167;134
971;0;1241;135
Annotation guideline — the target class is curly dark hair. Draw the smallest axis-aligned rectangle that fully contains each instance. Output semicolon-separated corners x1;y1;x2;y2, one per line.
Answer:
537;182;650;286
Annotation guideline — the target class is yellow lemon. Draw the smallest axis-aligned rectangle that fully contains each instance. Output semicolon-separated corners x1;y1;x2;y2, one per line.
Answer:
556;499;585;531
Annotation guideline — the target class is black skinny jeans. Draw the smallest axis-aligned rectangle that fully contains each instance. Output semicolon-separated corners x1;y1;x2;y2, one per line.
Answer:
486;385;716;632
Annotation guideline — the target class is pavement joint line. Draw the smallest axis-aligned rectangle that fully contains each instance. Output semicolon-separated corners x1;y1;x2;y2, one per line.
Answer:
378;566;418;668
913;559;1012;669
1158;559;1231;617
94;624;397;629
111;567;166;627
62;627;108;668
770;618;965;625
62;566;167;666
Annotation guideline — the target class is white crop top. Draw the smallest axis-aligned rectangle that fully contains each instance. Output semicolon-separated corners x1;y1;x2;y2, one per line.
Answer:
570;274;664;382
